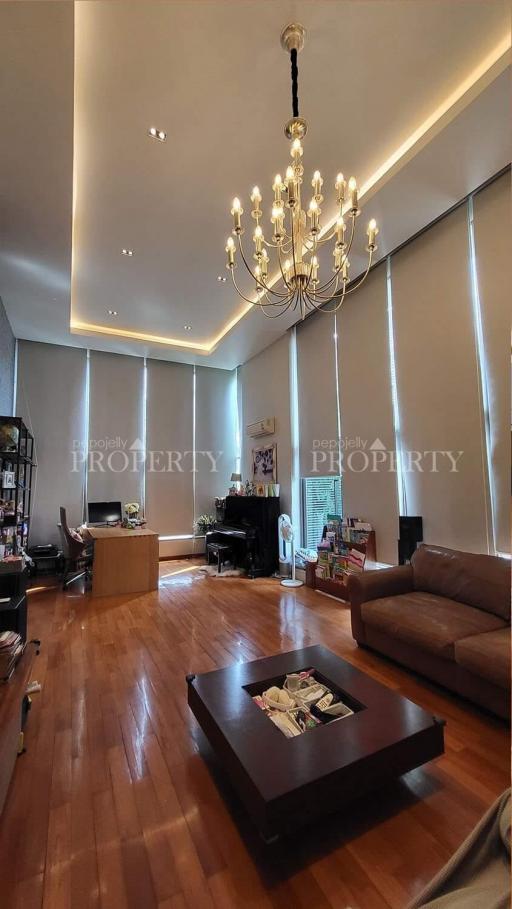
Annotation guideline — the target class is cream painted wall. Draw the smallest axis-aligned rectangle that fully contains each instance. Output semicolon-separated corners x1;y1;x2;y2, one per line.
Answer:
239;334;292;515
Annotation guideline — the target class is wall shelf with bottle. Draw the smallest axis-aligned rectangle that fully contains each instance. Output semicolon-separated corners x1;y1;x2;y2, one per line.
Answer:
0;418;36;559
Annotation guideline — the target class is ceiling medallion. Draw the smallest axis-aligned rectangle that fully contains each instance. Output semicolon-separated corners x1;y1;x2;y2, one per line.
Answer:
225;23;379;320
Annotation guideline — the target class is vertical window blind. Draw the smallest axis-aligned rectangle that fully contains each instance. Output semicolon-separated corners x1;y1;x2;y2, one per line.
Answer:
145;359;194;537
390;203;490;553
296;309;339;478
338;263;399;565
195;366;237;519
87;350;144;508
16;340;87;545
472;172;511;554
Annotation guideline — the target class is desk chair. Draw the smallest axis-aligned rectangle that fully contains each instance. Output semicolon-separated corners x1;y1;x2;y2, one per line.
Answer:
58;506;93;590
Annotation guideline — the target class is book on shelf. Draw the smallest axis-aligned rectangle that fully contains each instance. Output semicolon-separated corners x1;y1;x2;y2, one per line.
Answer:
0;630;23;680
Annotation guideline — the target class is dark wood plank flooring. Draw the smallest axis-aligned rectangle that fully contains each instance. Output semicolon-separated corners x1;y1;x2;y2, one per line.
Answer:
0;560;509;909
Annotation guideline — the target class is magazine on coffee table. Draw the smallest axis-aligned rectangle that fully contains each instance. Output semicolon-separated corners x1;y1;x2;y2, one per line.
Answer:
252;668;354;738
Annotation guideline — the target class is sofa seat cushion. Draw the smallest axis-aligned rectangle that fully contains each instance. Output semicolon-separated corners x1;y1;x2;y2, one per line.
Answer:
361;591;506;660
455;628;511;690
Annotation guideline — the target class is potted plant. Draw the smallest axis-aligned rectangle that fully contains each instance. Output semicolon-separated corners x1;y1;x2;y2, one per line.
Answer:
195;514;215;535
122;502;140;528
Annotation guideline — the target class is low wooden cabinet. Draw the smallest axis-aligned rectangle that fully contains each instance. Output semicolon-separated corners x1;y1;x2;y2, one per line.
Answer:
0;641;37;814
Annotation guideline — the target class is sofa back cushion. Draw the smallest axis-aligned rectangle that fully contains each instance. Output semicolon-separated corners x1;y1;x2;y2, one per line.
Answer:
412;544;510;621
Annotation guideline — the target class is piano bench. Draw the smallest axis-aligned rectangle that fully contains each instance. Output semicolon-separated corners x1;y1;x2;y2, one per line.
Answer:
206;542;234;575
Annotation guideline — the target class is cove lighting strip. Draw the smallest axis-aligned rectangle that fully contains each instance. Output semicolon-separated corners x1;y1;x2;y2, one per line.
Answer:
70;38;510;354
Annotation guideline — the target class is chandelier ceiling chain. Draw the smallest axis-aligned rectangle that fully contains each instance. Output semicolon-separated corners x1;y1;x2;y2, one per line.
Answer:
225;23;379;321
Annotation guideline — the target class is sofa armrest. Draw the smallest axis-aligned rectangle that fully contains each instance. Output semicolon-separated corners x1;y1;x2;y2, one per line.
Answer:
347;565;414;644
348;565;414;607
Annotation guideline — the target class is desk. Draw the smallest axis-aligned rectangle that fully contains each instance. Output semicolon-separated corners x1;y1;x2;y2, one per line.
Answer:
85;527;159;597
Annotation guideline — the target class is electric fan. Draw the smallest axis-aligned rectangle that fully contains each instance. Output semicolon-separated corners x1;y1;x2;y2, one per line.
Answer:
278;514;304;588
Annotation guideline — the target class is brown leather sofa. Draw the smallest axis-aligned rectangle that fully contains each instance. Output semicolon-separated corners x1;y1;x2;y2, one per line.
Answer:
348;544;511;720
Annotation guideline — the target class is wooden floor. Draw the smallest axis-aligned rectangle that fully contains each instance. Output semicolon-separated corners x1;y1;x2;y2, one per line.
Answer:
0;561;509;909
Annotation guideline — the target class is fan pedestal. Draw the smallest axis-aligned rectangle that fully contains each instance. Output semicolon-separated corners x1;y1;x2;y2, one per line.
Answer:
280;577;304;588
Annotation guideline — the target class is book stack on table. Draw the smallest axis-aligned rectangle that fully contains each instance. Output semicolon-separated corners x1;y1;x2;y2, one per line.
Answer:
0;630;23;681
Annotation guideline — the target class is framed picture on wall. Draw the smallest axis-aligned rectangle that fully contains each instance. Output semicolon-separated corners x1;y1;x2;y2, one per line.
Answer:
252;444;277;483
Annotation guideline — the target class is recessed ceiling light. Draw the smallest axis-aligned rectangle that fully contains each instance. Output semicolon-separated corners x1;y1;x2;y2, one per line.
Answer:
148;127;167;142
217;275;227;282
108;310;118;316
184;324;192;331
121;248;133;256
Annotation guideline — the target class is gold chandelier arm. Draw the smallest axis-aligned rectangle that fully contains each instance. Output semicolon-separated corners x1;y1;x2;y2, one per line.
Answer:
308;262;344;295
304;224;337;248
277;242;295;291
342;249;374;295
229;270;260;305
302;214;356;296
230;269;290;308
237;234;291;298
343;213;357;259
263;236;292;250
310;270;341;301
304;285;347;313
260;296;295;318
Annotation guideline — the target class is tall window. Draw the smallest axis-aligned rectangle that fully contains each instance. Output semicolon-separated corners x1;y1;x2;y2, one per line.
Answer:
301;476;342;549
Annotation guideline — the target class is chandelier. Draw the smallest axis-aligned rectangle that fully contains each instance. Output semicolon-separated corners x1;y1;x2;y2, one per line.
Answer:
224;23;379;321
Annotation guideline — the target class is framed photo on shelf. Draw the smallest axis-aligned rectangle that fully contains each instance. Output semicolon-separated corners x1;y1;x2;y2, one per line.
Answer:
252;443;276;483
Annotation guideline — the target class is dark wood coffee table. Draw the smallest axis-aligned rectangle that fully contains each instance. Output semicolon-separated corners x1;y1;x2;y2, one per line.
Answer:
187;645;445;840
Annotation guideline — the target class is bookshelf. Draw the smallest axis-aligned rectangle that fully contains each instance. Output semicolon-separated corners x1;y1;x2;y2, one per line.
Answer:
0;418;36;556
306;522;377;603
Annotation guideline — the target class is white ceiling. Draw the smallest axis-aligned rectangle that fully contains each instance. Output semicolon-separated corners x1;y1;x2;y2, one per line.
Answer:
0;1;510;369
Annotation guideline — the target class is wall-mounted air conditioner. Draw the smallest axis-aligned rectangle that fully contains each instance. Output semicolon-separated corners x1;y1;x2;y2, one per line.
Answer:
246;417;275;438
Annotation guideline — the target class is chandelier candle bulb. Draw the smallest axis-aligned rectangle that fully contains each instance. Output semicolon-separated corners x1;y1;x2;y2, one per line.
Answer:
291;138;303;159
367;218;379;248
335;173;346;204
226;236;235;268
336;216;346;244
308;198;319;232
311;255;319;282
231;197;243;232
312;170;323;197
285;166;297;206
273;174;283;203
348;177;358;212
253;225;264;255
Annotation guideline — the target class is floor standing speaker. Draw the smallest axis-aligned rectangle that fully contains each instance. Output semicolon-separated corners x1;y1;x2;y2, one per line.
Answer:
398;516;423;564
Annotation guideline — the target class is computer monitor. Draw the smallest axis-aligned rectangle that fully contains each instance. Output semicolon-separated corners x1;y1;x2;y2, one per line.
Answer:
88;501;122;525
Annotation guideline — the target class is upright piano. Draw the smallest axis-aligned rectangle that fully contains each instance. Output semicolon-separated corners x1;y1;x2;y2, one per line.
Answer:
205;496;280;577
